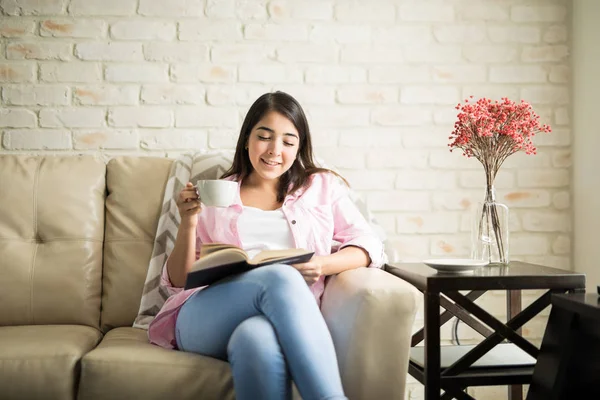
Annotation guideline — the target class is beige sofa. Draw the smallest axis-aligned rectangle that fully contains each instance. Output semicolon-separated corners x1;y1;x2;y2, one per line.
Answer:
0;154;418;400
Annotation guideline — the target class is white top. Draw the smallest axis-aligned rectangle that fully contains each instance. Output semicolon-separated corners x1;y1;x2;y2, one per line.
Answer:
238;206;296;259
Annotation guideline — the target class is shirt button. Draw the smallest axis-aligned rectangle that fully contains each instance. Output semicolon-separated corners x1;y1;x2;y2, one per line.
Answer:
291;220;296;225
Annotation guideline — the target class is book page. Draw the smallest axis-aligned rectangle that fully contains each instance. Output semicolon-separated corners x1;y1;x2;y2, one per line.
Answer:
249;248;313;265
191;247;248;272
199;243;244;258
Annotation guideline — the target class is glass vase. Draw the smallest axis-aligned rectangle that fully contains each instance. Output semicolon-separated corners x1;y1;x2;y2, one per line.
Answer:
471;185;510;265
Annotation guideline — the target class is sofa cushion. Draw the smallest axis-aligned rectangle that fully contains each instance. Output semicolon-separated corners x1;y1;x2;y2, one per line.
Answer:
78;327;234;400
0;155;105;328
0;325;103;400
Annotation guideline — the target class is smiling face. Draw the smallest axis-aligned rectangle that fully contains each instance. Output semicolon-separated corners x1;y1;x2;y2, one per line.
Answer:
246;111;300;185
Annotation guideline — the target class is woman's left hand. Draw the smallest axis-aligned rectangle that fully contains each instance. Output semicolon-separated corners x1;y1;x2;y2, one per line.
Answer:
292;256;324;285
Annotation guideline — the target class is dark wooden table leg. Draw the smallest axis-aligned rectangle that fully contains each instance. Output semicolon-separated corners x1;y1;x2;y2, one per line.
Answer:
425;290;441;400
508;289;523;400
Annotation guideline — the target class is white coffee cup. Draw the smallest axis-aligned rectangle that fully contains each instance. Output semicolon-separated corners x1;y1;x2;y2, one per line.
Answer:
196;180;237;208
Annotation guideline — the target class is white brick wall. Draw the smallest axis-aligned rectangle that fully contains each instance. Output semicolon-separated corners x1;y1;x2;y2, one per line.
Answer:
0;1;572;398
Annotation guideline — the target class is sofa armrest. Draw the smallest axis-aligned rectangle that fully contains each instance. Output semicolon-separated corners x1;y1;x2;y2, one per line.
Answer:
321;267;419;400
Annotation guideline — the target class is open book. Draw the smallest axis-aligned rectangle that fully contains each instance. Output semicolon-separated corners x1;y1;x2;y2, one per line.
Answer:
184;243;314;289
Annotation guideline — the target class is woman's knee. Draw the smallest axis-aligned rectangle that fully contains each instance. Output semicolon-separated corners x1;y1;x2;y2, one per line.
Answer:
256;264;307;290
227;316;282;361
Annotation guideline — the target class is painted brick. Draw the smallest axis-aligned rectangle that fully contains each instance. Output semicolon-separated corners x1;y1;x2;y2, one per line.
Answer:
3;129;71;149
205;0;235;18
490;66;547;83
3;85;69;105
373;26;433;44
367;191;431;212
340;45;404;64
207;128;239;149
372;106;432;126
334;3;395;22
110;21;175;40
306;66;366;84
235;0;268;20
213;44;273;63
554;107;570;125
73;129;139;149
369;66;430;84
549;65;570;83
68;0;136;16
140;129;208;150
544;25;568;44
338;129;403;149
40;62;102;83
510;234;550;255
430;235;471;257
137;0;203;17
488;26;541;43
0;108;37;127
276;44;337;63
1;62;37;82
7;42;72;61
75;43;143;61
73;85;139;106
511;5;567;22
320;148;367;169
397;212;460;234
0;19;36;37
398;3;455;22
246;23;308;42
463;45;518;63
459;3;509;21
1;0;65;15
553;192;570;210
106;64;169;83
40;19;107;38
405;45;463;63
395;170;456;190
521;45;569;63
239;65;303;83
433;66;487;83
401;86;459;105
500;190;552;208
521;86;569;105
39;108;105;128
433;25;487;43
289;1;333;20
342;170;396;190
179;21;242;41
336;86;397;104
553;235;570;255
517;169;569;188
175;107;238;128
305;107;370;128
141;84;205;105
144;43;209;63
522;212;570;232
108;107;173;128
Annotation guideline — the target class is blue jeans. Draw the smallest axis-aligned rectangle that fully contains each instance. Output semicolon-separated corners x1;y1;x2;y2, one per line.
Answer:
175;264;347;400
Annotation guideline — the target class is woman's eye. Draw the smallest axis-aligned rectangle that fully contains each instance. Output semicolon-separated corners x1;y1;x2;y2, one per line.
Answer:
258;136;270;141
284;142;294;147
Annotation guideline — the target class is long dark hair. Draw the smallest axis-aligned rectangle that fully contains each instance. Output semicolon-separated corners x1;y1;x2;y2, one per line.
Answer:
221;91;347;202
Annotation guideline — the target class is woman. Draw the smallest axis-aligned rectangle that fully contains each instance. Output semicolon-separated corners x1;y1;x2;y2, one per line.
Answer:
149;91;385;400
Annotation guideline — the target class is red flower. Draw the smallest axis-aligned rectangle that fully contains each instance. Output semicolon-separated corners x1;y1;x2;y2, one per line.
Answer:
449;97;551;184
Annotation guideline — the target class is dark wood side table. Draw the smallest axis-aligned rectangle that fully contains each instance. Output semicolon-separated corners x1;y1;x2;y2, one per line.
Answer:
527;293;600;400
385;261;586;400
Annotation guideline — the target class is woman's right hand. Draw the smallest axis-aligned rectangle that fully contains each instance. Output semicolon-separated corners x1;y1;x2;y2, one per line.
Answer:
176;182;201;225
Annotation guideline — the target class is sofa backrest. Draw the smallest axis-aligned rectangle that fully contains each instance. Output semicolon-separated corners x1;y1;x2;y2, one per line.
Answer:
0;155;105;329
100;156;172;332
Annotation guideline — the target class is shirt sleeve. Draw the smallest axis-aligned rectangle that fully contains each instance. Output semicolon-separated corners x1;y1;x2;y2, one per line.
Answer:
330;177;386;268
159;219;203;296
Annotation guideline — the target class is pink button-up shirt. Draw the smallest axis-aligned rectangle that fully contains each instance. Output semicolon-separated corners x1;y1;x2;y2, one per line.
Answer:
148;172;385;349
